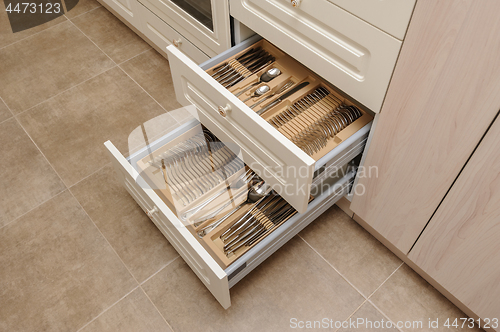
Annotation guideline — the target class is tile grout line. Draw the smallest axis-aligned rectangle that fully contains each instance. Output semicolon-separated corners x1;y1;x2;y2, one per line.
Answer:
329;261;404;332
14;65;117;118
0;17;69;51
333;299;370;332
75;285;140;332
116;65;181;125
68;163;111;189
0;189;67;231
63;4;102;21
298;235;368;300
366;262;405;299
140;284;176;332
137;256;181;332
0;96;14;118
139;256;180;286
66;17;180;126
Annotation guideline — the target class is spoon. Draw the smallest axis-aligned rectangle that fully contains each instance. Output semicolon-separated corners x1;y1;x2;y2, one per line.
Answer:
196;181;273;237
241;85;270;103
235;67;281;97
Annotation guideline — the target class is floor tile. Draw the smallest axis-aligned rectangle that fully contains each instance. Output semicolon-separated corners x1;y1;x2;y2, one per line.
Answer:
0;191;137;332
300;205;402;296
370;264;483;332
0;98;12;122
120;49;188;120
71;164;179;283
65;0;102;19
0;119;66;228
18;67;174;186
72;7;150;63
0;6;67;49
0;20;114;114
339;302;398;332
143;237;364;332
79;288;172;332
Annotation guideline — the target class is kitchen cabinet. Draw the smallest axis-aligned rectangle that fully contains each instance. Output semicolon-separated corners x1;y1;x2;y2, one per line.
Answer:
101;0;141;26
408;113;500;323
350;0;500;254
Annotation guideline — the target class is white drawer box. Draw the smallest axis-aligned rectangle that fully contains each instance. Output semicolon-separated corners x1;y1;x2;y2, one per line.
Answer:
326;0;416;40
105;119;356;308
167;35;372;213
229;0;402;113
138;0;231;56
137;3;210;64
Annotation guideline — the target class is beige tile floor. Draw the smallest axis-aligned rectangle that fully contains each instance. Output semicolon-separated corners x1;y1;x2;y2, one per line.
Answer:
0;5;483;332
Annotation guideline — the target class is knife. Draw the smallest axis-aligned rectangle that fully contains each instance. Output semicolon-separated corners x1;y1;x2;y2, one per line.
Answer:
256;81;310;115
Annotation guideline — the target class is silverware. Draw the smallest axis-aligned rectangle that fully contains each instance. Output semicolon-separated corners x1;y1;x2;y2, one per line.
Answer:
155;130;244;206
241;85;270;103
255;81;310;115
250;80;295;110
197;181;272;237
220;193;297;255
181;169;255;222
235;67;281;97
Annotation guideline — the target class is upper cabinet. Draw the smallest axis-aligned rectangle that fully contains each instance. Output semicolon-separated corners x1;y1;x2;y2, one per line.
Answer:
325;0;416;40
409;113;500;321
229;0;402;113
350;0;500;253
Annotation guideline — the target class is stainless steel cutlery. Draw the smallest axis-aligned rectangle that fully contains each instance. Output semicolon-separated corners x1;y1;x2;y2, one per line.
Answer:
235;67;281;97
268;87;362;156
256;81;310;115
250;80;295;110
210;47;275;88
154;130;244;206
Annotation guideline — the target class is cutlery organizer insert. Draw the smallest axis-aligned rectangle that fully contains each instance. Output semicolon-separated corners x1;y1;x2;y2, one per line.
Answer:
205;39;373;161
134;124;309;269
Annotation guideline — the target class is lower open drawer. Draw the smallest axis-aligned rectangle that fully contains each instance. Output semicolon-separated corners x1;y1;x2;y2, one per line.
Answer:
105;116;357;308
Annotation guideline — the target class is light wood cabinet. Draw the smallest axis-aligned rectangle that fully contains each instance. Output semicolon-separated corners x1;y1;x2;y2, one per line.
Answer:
350;0;500;253
408;114;500;323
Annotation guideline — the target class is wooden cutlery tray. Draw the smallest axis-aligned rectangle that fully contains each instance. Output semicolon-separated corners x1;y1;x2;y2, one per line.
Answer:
135;124;307;269
205;39;373;162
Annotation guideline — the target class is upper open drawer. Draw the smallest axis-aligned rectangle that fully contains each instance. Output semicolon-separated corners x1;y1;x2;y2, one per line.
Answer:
229;0;402;113
167;36;372;213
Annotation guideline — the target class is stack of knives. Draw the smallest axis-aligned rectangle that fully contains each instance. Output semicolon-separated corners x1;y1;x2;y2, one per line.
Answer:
220;193;297;255
210;47;275;88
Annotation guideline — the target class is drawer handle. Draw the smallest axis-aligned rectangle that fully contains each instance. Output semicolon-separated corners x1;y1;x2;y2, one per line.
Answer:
172;38;182;47
290;0;302;7
146;206;159;218
218;104;231;117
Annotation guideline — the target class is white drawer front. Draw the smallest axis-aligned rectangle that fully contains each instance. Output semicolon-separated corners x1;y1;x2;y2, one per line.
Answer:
104;140;231;309
229;0;402;113
326;0;416;40
167;44;316;214
138;0;231;56
137;4;210;64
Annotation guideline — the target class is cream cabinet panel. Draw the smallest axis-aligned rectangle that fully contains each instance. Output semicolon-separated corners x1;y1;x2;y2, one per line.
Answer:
351;0;500;253
409;114;500;323
99;0;141;25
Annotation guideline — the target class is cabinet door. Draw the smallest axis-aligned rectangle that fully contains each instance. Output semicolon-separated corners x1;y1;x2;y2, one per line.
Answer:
350;0;500;253
408;114;500;321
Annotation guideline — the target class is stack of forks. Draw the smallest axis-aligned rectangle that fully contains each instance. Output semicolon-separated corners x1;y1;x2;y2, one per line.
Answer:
268;87;362;156
150;130;244;206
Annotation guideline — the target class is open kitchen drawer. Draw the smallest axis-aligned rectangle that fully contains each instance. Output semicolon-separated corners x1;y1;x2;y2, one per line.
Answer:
167;34;373;213
105;113;358;308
